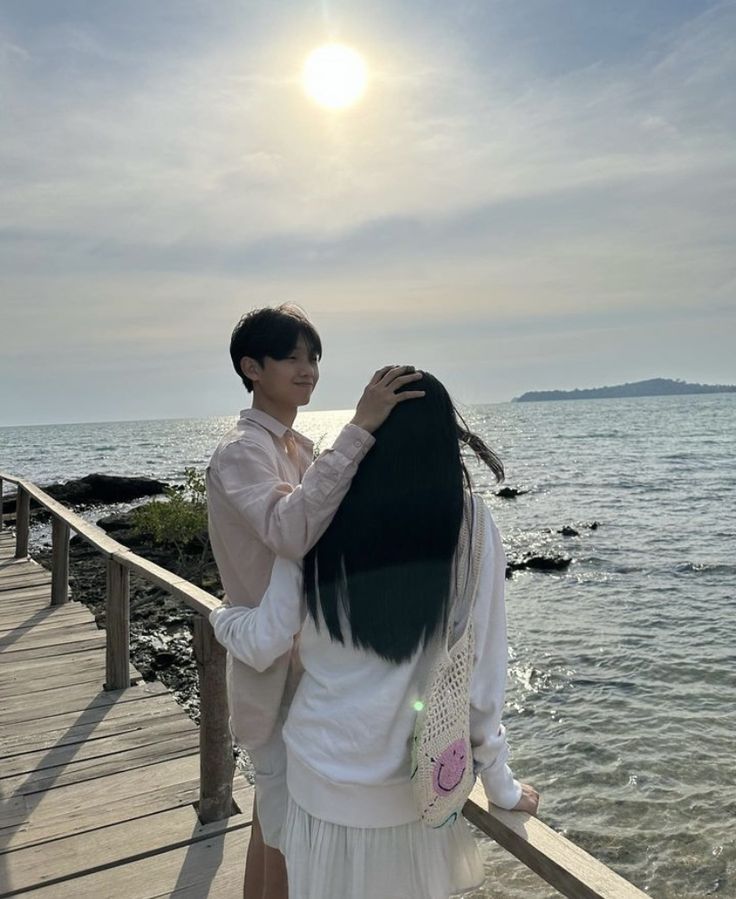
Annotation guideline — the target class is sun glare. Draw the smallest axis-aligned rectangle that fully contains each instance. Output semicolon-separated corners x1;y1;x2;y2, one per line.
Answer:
302;43;367;110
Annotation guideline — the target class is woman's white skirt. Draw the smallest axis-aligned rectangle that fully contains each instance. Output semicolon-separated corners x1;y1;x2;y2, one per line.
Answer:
281;795;485;899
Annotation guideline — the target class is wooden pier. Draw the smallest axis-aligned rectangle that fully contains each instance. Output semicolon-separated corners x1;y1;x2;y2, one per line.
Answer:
0;472;649;898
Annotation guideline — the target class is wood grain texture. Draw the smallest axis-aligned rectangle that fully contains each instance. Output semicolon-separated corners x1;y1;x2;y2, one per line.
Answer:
193;615;234;824
13;487;30;559
105;558;130;690
51;515;70;605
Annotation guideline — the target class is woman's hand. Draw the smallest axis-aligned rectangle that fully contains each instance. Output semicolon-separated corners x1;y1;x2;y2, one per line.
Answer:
511;783;540;816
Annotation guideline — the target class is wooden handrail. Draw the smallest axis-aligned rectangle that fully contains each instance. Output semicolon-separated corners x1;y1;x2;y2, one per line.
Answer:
464;783;647;898
0;471;650;895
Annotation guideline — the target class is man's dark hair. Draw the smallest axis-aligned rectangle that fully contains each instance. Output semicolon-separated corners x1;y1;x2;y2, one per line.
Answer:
230;304;323;392
303;372;504;664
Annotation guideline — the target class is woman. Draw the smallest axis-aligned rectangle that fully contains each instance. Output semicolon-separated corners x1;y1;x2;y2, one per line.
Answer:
211;372;539;899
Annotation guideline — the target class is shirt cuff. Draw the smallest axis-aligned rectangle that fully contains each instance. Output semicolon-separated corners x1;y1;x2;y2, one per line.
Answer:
329;423;375;463
481;764;523;811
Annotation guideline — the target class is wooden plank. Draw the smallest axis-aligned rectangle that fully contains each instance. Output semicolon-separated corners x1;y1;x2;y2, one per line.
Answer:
0;558;49;574
1;715;199;778
0;666;161;716
0;703;197;756
1;663;134;700
0;616;95;639
0;606;93;630
0;648;108;682
0;754;203;832
0;682;168;728
0;779;198;851
0;593;57;612
0;573;51;585
0;732;200;799
3;819;251;899
0;796;28;831
0;594;57;611
0;623;102;653
0;615;100;640
2;775;253;857
0;577;52;593
1;701;191;752
0;694;183;751
0;636;106;663
0;782;252;896
464;782;648;898
0;562;50;579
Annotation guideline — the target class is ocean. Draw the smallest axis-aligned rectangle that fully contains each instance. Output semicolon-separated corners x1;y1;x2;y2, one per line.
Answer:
2;393;734;898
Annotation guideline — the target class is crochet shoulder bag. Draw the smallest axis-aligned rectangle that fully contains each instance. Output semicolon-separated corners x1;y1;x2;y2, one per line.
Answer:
410;497;486;828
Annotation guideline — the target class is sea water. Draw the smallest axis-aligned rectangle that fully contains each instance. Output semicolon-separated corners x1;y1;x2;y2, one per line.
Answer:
2;393;734;897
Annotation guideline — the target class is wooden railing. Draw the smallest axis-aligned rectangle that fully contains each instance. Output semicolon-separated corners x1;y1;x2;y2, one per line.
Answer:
0;471;233;825
0;472;649;898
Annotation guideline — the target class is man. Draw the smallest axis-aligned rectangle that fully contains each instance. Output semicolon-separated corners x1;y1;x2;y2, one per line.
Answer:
206;304;423;899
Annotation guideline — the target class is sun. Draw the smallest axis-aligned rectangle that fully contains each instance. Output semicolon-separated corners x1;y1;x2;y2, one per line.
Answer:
302;44;367;110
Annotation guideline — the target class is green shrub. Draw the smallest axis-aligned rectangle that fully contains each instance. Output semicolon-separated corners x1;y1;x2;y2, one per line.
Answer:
133;467;211;579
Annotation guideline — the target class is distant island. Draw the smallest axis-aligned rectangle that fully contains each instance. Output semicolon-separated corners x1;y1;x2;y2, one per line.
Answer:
514;378;736;403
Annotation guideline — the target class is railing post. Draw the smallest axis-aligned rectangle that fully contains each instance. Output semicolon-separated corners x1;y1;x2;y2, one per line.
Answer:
15;486;30;559
0;476;4;532
105;558;130;690
193;614;234;823
51;515;70;605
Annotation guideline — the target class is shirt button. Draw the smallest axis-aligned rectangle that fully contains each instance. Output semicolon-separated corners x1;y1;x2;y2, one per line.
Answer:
354;440;362;447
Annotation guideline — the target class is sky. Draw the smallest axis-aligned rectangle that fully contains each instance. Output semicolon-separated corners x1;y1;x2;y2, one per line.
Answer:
1;0;734;425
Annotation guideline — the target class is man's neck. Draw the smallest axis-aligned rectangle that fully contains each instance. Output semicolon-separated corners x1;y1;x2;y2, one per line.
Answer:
251;395;297;429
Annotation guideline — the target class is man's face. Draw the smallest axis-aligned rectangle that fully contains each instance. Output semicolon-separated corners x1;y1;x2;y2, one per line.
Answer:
247;335;320;409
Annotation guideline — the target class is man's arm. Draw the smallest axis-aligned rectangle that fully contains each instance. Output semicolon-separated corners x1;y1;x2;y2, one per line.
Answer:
210;423;373;559
469;504;523;811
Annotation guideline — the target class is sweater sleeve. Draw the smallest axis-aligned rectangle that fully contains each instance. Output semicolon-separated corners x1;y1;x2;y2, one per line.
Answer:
469;503;523;810
209;557;304;672
209;424;374;560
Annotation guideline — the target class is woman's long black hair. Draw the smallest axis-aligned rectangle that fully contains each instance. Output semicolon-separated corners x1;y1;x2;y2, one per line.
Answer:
303;372;504;664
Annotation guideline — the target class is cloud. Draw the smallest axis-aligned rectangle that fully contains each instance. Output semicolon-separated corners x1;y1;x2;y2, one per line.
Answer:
0;1;733;423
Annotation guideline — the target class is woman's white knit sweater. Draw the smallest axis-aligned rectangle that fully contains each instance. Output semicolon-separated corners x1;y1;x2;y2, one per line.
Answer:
210;498;522;826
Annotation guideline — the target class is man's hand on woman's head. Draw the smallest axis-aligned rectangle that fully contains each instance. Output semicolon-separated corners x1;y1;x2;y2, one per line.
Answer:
350;365;425;434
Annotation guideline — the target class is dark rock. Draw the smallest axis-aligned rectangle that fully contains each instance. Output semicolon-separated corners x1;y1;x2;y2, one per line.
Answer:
587;521;600;530
153;650;178;669
496;487;528;499
45;474;167;508
506;555;572;577
2;474;166;513
525;555;572;571
559;526;580;537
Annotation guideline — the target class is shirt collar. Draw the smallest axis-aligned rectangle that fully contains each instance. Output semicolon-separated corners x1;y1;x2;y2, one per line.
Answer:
239;408;313;450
